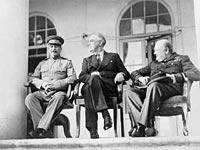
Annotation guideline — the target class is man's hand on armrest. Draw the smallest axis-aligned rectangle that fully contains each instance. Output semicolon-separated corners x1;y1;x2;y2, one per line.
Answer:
166;73;176;83
114;72;125;84
138;76;149;85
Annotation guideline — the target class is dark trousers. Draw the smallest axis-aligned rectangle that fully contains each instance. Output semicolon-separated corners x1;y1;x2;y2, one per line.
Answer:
83;75;108;130
126;82;183;128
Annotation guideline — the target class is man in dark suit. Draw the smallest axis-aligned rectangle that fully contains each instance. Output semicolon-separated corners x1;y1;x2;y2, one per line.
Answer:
124;39;200;137
79;33;130;138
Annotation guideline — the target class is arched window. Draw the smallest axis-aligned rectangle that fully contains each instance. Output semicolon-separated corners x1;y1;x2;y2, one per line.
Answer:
119;0;172;36
28;14;57;73
117;0;173;72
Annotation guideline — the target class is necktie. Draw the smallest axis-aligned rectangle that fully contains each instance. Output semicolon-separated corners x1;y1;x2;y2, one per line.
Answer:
96;54;101;65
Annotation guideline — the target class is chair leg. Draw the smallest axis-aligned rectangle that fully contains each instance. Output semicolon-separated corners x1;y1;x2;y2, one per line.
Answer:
120;107;125;137
52;114;72;138
113;106;118;137
112;98;118;137
76;104;81;138
181;104;189;136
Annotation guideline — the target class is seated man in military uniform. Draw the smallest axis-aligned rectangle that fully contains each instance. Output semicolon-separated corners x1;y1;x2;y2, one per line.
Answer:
25;35;77;138
124;39;200;137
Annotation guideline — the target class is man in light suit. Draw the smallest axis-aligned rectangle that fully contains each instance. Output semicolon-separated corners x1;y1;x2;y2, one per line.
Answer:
25;35;77;138
79;33;130;138
124;39;200;137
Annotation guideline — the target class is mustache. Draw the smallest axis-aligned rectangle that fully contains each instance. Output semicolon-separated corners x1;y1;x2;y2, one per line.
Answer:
51;50;58;53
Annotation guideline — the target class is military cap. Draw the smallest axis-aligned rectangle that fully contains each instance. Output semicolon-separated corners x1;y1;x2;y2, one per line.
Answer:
47;35;64;45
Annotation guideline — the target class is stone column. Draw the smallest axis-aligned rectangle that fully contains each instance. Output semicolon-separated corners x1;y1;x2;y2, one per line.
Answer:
0;0;28;139
194;0;200;67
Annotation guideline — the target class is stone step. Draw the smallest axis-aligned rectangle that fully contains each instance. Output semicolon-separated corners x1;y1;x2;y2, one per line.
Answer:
0;136;200;150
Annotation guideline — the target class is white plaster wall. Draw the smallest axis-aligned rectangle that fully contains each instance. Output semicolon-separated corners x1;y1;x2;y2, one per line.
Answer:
0;0;28;139
29;0;200;137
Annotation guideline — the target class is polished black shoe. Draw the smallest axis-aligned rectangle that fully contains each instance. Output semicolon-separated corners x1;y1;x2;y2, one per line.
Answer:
145;127;158;137
89;129;99;139
29;128;45;138
103;116;112;130
38;129;53;138
131;126;146;137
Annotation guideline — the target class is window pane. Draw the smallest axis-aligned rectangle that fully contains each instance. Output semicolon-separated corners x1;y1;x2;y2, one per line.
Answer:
36;31;46;45
29;49;36;55
159;14;171;31
36;16;45;30
47;19;55;28
119;19;132;36
132;1;144;18
47;29;57;37
122;8;131;19
146;16;158;33
145;1;157;16
38;48;47;55
123;41;143;72
159;3;168;14
132;18;145;34
29;17;35;31
28;56;46;73
29;32;35;46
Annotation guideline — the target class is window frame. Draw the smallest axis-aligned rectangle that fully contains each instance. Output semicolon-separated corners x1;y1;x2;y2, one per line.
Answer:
28;12;57;73
118;0;173;37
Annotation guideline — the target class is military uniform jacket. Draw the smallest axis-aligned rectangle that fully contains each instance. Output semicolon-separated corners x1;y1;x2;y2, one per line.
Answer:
79;51;130;95
131;52;200;84
32;57;77;91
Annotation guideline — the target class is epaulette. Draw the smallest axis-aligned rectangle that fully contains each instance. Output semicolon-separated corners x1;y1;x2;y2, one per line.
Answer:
60;57;67;60
60;57;70;61
41;58;49;62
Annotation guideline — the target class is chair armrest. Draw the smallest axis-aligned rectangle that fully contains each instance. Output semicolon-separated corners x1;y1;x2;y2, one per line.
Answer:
24;80;37;93
182;77;193;111
116;81;126;103
66;84;72;99
74;81;81;97
182;77;192;98
24;81;32;87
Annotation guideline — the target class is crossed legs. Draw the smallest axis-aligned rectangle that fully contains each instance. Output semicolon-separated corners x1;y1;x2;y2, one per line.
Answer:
125;82;182;137
84;75;112;138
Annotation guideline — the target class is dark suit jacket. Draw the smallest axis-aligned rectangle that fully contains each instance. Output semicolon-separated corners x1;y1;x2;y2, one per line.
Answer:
131;52;200;92
79;51;130;96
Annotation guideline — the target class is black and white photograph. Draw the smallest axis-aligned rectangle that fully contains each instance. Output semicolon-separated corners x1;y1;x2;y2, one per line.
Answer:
0;0;200;149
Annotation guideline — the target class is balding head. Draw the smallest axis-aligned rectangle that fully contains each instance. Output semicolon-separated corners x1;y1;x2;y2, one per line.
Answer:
154;39;173;62
155;39;173;53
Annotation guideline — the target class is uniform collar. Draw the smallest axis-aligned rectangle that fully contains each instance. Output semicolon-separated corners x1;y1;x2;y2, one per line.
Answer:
161;52;178;63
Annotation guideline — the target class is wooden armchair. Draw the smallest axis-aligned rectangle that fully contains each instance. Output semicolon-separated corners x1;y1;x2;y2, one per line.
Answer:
24;80;74;138
154;77;193;136
73;80;125;137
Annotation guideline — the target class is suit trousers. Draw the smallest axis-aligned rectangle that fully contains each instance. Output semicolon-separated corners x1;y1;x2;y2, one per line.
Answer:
25;90;65;130
124;82;182;128
83;75;108;130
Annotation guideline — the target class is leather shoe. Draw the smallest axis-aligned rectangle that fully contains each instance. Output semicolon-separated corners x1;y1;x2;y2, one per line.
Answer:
89;128;99;139
145;127;158;137
38;129;53;138
131;127;146;137
103;116;112;130
29;128;45;138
